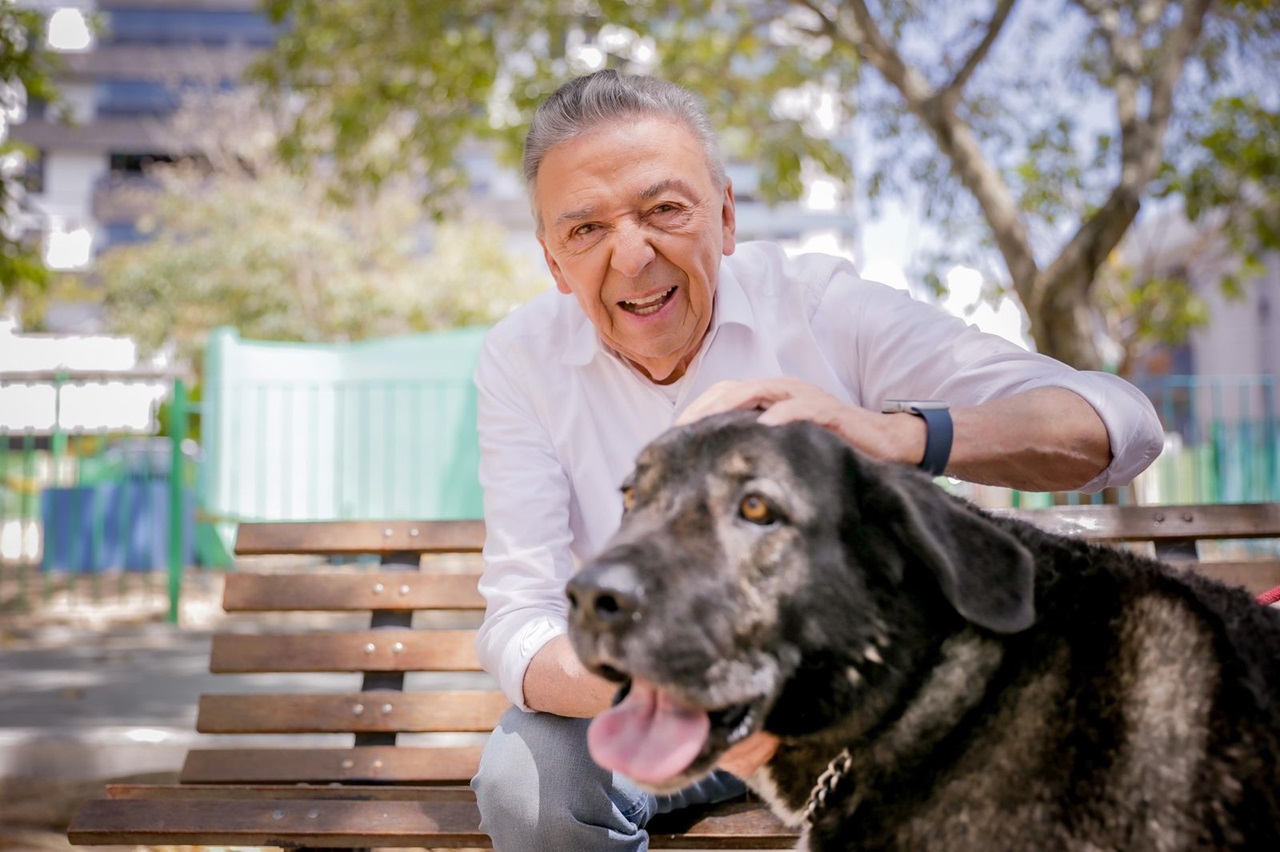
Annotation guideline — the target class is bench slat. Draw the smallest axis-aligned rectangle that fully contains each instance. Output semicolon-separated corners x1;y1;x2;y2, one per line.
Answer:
69;797;488;848
210;629;483;673
101;783;477;801
1173;560;1280;596
223;572;485;611
1003;503;1280;542
69;791;797;849
195;691;510;734
180;746;482;784
234;520;486;556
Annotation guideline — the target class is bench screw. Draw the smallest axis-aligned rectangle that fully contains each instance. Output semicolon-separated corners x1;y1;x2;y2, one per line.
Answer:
373;583;385;594
308;809;319;819
392;642;404;653
364;643;376;654
410;528;420;536
1154;513;1165;523
399;584;410;595
1183;512;1194;522
341;759;355;769
272;810;285;820
384;528;393;537
352;703;365;716
381;703;393;714
373;759;384;769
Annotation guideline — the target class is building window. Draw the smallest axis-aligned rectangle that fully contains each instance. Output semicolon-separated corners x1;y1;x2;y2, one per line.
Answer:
102;9;277;47
22;149;45;194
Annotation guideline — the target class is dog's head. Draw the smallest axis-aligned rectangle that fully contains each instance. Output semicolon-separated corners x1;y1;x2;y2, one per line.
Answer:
566;411;1036;792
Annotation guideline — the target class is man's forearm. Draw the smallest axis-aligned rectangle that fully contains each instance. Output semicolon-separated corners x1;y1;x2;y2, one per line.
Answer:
522;633;619;717
946;387;1112;491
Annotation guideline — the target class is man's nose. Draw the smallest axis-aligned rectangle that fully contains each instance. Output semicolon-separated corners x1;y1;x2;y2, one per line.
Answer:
567;557;644;633
609;223;656;278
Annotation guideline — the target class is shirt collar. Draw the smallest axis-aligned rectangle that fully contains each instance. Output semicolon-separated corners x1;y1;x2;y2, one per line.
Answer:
561;258;757;367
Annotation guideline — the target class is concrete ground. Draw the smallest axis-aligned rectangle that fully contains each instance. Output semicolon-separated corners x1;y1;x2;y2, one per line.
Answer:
0;572;352;851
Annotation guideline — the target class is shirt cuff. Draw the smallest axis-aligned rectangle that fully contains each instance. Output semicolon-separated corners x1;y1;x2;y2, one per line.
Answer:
499;615;568;712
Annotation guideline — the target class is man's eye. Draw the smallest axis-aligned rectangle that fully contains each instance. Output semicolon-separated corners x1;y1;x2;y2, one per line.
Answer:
739;494;775;525
571;223;599;238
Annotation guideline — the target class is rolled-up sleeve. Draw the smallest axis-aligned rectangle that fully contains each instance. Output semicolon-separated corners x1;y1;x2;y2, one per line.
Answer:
812;269;1164;492
472;333;578;710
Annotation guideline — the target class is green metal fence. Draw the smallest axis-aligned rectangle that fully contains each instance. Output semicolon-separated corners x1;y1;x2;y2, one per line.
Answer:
0;370;202;620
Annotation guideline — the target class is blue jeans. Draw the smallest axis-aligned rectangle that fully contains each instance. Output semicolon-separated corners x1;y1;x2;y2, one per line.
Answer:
472;706;748;851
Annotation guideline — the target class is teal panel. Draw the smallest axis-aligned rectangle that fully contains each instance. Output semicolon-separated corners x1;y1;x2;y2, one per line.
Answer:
201;326;487;526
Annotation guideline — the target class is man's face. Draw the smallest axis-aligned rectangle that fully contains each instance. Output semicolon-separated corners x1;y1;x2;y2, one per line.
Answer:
534;117;737;384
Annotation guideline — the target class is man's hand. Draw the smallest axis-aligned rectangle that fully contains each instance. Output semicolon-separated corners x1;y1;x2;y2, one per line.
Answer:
678;378;925;466
716;731;779;777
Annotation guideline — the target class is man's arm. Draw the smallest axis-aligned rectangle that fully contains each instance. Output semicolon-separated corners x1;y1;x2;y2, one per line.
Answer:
523;635;618;717
679;379;1113;492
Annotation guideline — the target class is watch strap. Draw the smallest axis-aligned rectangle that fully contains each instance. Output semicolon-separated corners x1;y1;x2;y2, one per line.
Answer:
910;405;953;477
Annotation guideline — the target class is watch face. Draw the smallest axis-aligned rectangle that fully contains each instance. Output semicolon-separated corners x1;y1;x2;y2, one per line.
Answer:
882;399;949;413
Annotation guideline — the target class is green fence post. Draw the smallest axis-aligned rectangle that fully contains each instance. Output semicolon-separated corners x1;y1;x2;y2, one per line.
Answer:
168;379;189;624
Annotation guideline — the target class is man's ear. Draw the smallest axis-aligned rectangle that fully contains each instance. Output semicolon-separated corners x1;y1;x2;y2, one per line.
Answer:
720;180;737;257
538;233;572;295
858;459;1036;635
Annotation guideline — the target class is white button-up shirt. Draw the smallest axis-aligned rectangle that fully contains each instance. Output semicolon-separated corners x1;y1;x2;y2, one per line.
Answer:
473;242;1163;708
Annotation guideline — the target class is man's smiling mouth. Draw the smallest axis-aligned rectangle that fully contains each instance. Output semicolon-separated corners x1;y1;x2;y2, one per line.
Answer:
620;287;677;316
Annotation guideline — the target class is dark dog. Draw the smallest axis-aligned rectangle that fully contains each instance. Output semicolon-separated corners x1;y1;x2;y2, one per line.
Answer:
566;412;1280;850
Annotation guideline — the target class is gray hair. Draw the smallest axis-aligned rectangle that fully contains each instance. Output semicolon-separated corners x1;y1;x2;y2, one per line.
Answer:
522;70;727;228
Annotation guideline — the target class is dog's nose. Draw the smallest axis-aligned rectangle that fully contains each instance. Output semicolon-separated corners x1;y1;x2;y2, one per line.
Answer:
567;559;644;630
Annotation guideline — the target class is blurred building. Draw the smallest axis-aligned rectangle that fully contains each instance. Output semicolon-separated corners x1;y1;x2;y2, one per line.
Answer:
9;0;274;330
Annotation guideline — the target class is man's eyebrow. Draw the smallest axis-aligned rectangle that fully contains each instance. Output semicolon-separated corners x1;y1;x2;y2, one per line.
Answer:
555;206;596;227
552;180;698;229
640;179;696;201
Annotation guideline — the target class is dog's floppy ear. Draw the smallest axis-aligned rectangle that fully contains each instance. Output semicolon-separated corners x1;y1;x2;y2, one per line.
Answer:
861;461;1036;634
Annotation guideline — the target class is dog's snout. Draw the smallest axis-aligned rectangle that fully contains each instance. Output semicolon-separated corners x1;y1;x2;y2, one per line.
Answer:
567;559;644;630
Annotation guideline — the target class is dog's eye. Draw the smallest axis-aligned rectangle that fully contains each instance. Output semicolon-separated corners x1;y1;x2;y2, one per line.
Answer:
621;487;636;511
739;494;775;525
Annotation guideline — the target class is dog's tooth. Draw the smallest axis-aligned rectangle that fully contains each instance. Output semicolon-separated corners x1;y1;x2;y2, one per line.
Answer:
845;667;863;686
864;645;884;665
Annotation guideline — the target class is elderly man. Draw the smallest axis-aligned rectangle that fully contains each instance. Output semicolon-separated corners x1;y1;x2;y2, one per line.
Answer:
469;69;1163;850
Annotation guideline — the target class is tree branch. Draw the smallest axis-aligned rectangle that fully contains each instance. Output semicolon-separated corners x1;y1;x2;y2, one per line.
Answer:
831;0;1040;298
941;0;1018;103
1045;0;1212;303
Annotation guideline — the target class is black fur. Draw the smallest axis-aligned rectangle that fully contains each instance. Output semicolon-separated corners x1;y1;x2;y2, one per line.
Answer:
568;412;1280;850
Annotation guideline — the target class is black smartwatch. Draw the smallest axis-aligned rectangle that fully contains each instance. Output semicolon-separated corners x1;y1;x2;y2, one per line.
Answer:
882;400;952;477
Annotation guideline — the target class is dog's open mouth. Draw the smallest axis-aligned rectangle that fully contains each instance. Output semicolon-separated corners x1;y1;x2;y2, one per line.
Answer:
587;677;761;785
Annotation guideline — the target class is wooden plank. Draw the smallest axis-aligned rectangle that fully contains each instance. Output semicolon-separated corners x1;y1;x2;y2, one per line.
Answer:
179;745;483;785
649;799;797;848
70;790;796;849
195;691;510;734
1177;560;1280;597
234;520;486;556
1001;502;1280;543
68;797;489;848
102;784;477;801
222;572;485;612
209;629;482;673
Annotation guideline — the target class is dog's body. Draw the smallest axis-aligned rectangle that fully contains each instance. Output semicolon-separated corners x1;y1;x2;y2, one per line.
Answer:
566;412;1280;850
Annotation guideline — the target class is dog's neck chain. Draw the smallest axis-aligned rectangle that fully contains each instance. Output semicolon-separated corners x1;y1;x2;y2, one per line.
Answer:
801;747;853;827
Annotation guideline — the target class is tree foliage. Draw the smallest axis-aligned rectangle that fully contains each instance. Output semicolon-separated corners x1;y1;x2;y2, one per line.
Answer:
257;0;1279;371
93;90;548;367
1;5;61;303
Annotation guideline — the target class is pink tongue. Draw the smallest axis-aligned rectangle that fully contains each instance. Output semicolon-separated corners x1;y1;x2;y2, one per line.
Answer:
587;678;711;784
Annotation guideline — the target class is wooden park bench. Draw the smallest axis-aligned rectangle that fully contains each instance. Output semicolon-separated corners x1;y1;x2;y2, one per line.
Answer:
68;502;1280;850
